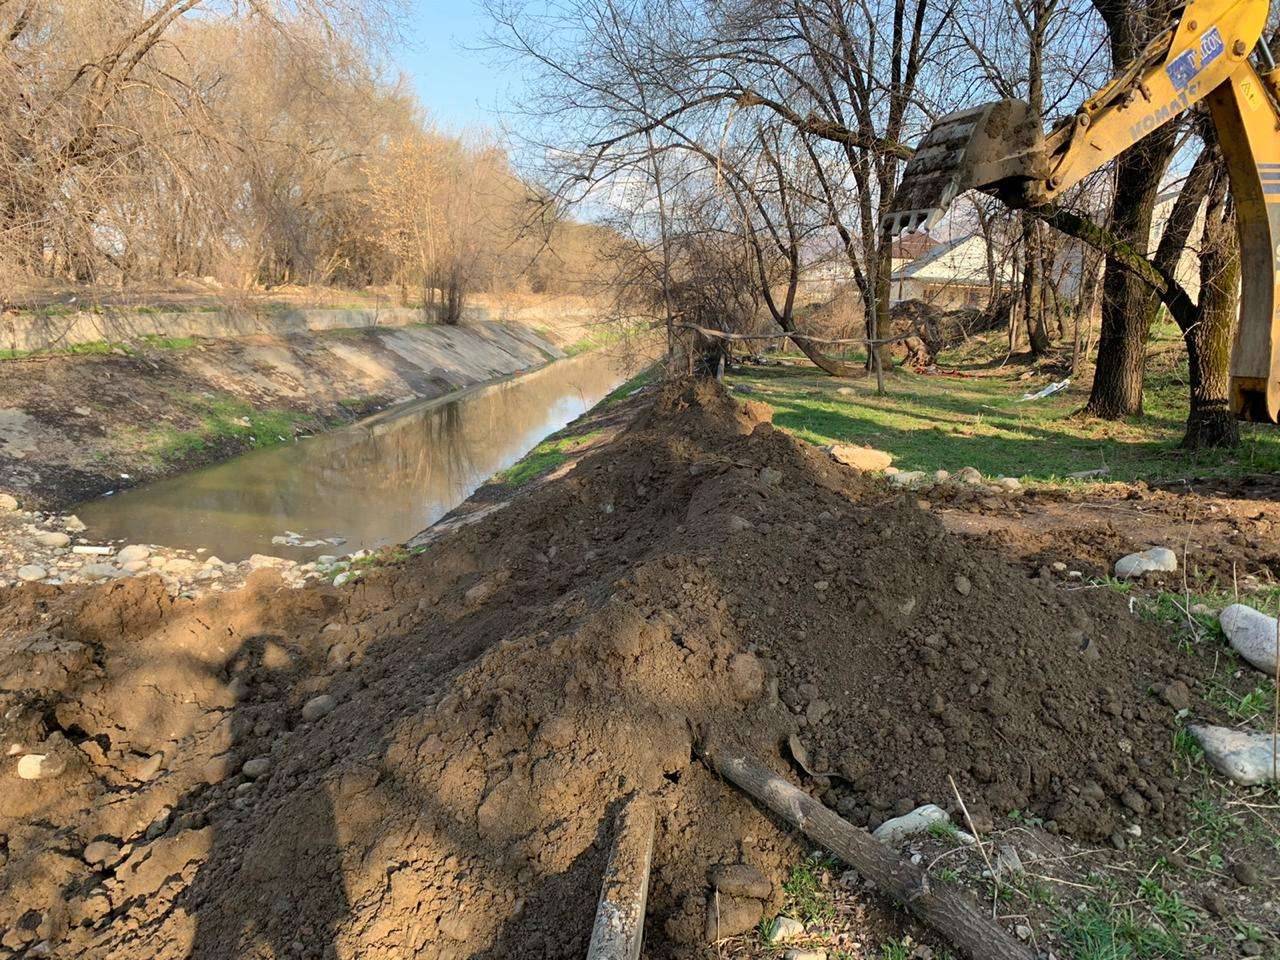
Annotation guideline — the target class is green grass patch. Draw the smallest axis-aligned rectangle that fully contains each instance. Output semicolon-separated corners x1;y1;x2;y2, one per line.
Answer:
563;324;629;357
493;429;604;488
1057;898;1191;959
601;366;658;407
781;854;837;926
138;334;198;350
147;396;320;464
728;330;1280;485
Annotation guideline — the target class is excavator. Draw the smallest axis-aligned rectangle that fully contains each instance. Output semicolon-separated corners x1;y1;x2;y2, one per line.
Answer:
882;0;1280;422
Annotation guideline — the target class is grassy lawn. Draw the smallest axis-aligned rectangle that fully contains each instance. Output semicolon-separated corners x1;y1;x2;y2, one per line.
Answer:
728;325;1280;485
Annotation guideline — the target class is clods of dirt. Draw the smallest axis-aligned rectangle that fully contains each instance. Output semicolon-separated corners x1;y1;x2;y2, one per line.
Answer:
0;381;1236;958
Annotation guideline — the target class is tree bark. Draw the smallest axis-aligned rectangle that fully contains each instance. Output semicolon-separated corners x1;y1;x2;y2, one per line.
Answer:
1183;172;1240;448
706;745;1036;960
1023;215;1051;354
1084;126;1177;418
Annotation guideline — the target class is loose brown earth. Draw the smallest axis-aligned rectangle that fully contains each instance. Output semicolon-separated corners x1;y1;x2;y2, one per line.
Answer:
0;381;1271;959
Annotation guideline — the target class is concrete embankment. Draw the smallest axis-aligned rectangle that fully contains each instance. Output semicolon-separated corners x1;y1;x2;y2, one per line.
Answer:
0;320;564;509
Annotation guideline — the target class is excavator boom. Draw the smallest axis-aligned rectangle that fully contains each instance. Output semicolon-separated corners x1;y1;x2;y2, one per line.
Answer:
885;0;1280;422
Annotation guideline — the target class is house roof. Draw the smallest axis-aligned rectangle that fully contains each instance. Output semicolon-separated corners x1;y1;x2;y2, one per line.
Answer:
889;233;939;260
891;233;1009;284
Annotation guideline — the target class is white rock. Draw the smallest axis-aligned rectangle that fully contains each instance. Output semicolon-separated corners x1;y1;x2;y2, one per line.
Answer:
872;804;951;844
248;554;286;570
1190;724;1278;785
888;470;927;488
1114;547;1177;578
766;917;805;944
73;406;91;416
995;476;1022;491
36;532;70;548
1219;604;1278;675
333;571;354;587
79;563;120;580
64;515;86;533
317;555;338;566
783;951;827;960
0;493;17;511
17;565;46;582
121;560;149;573
72;545;112;556
16;753;65;780
115;544;150;563
163;558;197;575
932;469;950;484
957;466;983;484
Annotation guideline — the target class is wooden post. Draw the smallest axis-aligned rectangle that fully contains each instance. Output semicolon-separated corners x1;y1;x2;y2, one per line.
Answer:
708;746;1035;960
586;797;656;960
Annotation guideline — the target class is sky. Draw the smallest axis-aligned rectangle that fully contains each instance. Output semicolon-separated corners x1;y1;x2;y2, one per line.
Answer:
396;1;515;134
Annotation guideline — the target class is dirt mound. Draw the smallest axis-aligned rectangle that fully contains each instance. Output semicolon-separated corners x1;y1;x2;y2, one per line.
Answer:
0;380;1212;958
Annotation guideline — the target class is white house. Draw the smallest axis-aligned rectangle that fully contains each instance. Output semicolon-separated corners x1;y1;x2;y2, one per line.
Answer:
889;233;1010;308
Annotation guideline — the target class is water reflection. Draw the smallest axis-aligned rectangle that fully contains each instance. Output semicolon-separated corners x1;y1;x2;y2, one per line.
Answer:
77;352;637;560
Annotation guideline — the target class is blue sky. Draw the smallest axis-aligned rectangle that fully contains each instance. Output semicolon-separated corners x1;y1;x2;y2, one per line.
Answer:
397;1;513;133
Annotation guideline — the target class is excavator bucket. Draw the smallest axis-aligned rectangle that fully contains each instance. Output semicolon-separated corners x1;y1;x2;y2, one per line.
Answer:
883;99;1047;235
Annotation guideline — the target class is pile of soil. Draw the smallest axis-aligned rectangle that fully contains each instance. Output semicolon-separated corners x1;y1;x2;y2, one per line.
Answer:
0;382;1220;959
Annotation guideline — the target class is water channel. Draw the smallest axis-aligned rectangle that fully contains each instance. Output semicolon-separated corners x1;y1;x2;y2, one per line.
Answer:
76;351;639;561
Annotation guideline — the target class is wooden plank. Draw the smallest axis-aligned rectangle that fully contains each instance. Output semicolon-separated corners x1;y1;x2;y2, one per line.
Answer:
586;796;656;960
708;745;1035;960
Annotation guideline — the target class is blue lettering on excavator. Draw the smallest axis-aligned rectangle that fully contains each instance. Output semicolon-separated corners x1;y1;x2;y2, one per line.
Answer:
1165;26;1223;90
1167;49;1199;88
1201;26;1224;68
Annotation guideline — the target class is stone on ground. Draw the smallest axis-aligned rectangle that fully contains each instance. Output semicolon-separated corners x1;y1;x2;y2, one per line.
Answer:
241;757;271;779
1219;604;1278;675
827;444;892;472
1190;725;1278;786
302;694;337;722
1114;546;1177;578
16;753;65;780
16;565;46;582
0;493;17;511
36;532;70;548
79;563;119;580
115;544;150;563
888;470;926;488
727;653;765;702
957;466;983;483
871;803;951;844
765;916;805;944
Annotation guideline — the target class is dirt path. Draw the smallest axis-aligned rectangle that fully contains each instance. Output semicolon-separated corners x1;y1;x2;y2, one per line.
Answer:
0;382;1275;960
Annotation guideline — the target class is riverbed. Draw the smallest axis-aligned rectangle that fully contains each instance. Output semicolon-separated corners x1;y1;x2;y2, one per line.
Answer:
75;351;638;561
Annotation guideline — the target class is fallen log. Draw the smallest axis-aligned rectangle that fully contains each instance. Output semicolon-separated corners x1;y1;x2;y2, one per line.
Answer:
707;744;1035;960
586;796;656;960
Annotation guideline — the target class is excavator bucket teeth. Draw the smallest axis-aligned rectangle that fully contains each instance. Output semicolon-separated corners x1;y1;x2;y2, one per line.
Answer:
883;99;1042;236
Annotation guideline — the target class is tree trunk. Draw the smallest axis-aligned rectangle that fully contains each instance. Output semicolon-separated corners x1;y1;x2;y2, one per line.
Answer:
1023;215;1050;354
1084;128;1176;418
1183;180;1240;448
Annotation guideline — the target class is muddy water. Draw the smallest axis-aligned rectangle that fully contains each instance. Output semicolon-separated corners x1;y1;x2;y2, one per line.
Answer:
77;351;639;561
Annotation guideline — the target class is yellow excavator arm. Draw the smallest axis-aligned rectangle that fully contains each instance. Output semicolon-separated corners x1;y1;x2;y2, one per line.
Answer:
885;0;1280;422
